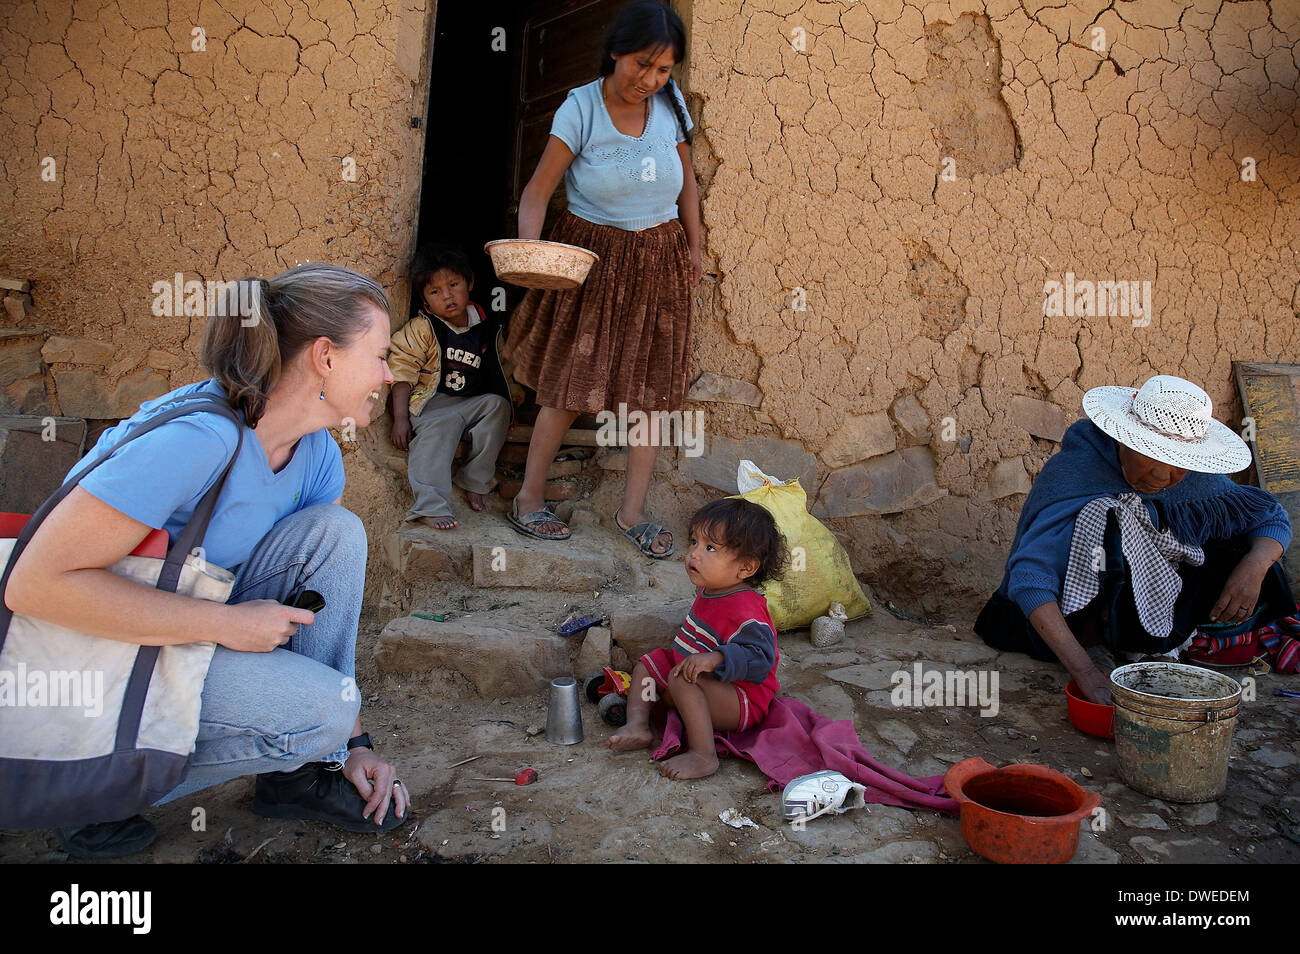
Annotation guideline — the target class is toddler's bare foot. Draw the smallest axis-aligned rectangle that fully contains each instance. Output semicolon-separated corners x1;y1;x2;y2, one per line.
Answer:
466;491;484;512
606;723;653;751
658;750;719;780
418;515;460;531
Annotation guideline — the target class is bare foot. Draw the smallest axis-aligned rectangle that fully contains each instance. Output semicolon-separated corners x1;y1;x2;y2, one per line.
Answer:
606;723;653;751
658;750;719;780
465;491;484;511
418;515;460;531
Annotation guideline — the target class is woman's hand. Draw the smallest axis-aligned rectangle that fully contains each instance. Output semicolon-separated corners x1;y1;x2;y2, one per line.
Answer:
671;651;722;684
341;748;409;826
689;247;702;286
1210;537;1282;624
219;600;314;653
1079;666;1113;706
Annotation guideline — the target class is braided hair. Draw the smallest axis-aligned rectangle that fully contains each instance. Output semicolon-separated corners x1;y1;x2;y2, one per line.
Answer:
598;1;691;145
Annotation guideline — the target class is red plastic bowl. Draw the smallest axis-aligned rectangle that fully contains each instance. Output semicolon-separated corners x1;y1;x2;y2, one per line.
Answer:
1065;680;1115;739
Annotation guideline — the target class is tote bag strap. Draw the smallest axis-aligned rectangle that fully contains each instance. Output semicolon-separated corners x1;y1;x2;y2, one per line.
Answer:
0;392;244;647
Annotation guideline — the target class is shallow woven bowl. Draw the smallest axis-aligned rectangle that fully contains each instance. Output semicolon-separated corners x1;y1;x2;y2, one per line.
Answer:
484;239;599;290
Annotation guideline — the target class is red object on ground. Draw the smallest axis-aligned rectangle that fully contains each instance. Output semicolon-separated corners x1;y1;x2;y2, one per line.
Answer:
944;757;1101;864
514;769;538;786
1065;680;1115;739
1;512;169;558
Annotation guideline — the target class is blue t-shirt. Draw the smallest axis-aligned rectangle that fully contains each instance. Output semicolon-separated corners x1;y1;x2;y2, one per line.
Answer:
550;78;693;230
65;380;345;572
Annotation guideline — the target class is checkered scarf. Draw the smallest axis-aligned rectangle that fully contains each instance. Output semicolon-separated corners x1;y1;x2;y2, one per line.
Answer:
1062;493;1205;639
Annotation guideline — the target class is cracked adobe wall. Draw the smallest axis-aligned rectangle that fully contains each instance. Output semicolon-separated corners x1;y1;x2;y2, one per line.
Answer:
682;0;1300;614
0;0;434;610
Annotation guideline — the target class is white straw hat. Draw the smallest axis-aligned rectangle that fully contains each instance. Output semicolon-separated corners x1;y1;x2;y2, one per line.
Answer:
1081;374;1252;474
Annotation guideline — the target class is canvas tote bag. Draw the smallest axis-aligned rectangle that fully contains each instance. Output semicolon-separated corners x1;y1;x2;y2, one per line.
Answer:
0;394;243;828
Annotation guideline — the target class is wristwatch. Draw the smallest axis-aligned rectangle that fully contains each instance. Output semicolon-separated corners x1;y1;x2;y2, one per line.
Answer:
346;733;374;751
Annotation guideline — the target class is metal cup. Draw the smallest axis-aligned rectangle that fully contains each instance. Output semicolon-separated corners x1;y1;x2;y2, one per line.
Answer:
545;676;584;745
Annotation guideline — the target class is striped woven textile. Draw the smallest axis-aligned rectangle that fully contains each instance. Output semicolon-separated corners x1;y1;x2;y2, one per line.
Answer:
1189;603;1300;674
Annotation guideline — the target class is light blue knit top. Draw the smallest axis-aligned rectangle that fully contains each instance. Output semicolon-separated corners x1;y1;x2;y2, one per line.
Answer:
549;78;693;231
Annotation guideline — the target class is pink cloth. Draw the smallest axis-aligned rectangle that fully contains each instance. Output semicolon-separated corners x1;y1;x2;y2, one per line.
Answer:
652;695;960;814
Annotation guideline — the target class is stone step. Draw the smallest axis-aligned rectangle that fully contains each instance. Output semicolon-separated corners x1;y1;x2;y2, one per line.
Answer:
470;541;635;591
375;610;569;697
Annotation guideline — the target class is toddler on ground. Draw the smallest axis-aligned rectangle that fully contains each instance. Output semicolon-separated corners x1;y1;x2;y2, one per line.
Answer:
607;497;787;779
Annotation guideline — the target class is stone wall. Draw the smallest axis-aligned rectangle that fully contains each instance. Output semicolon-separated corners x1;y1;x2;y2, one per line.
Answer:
678;0;1300;612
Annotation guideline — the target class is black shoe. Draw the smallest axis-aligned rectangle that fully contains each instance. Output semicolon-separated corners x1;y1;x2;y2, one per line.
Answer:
54;815;157;859
253;763;406;833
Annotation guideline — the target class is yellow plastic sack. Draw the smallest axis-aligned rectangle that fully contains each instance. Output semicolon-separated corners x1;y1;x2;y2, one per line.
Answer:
735;463;871;632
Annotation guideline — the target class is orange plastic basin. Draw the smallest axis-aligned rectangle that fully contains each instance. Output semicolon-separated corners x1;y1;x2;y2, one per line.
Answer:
944;757;1101;864
1065;680;1116;739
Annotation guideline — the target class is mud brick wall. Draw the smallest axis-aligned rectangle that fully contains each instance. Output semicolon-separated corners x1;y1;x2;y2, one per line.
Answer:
0;0;432;607
2;0;1299;615
679;0;1300;611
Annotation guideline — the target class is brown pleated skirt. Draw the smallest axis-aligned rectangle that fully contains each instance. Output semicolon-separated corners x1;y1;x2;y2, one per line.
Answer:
503;211;693;414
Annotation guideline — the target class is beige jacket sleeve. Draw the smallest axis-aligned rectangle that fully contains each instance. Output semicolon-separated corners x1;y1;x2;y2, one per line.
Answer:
387;317;441;417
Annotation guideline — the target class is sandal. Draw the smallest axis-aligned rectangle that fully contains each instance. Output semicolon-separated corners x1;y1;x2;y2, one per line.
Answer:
507;500;571;541
614;510;674;559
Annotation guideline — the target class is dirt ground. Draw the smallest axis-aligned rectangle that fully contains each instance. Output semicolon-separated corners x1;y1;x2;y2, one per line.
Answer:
4;603;1297;865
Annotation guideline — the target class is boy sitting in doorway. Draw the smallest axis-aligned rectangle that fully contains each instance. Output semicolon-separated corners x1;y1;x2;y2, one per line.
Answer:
389;244;512;529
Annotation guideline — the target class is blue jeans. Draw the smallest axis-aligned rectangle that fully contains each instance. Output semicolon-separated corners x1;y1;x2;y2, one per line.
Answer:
154;504;365;804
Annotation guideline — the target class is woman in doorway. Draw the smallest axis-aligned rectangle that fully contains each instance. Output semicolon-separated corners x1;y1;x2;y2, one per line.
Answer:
4;265;411;857
504;0;700;559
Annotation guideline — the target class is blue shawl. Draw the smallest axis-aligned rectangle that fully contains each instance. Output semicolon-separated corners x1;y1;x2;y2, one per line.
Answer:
998;419;1292;616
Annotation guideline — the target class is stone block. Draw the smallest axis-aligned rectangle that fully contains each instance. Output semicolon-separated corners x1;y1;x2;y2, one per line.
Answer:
2;374;49;414
41;335;115;366
1009;395;1071;442
595;447;671;473
821;411;896;468
608;596;694;661
574;624;612;675
471;543;630;591
686;371;762;406
54;369;168;418
814;447;946;517
382;525;473;581
891;392;930;440
986;457;1031;499
0;338;44;388
374;614;569;696
3;293;31;323
0;415;86;513
679;433;818;493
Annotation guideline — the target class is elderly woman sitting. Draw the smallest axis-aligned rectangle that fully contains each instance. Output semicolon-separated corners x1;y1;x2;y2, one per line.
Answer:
976;375;1294;704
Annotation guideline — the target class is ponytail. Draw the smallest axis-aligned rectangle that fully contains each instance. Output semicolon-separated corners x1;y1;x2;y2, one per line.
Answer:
201;265;391;427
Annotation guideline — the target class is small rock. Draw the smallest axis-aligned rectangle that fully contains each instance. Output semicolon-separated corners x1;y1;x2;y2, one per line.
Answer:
1178;803;1218;826
1120;812;1169;831
875;720;920;755
525;724;543;737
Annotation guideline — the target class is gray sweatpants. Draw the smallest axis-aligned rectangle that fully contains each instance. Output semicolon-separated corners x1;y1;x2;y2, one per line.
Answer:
406;391;511;521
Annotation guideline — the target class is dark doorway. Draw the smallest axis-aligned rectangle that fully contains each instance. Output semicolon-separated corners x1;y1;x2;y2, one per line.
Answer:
415;0;627;323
